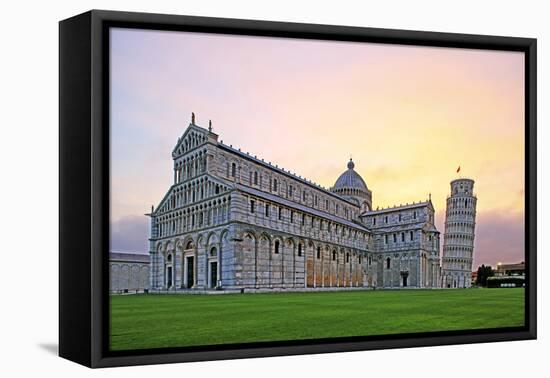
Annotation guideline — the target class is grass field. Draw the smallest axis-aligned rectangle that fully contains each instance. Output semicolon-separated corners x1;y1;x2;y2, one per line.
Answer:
110;288;525;351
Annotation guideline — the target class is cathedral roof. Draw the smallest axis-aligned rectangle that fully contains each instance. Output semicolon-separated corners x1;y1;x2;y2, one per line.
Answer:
333;159;369;192
364;201;430;215
236;184;371;232
217;143;359;206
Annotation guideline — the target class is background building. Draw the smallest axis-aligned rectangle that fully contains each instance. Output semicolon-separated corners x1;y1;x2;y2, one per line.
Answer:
148;119;442;291
110;252;150;293
487;261;525;288
495;261;525;276
441;178;478;288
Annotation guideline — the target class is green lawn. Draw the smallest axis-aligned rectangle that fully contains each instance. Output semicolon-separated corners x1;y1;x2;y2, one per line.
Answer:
110;288;525;351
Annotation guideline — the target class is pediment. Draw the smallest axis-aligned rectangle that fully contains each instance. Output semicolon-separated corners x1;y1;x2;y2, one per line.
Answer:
172;123;209;157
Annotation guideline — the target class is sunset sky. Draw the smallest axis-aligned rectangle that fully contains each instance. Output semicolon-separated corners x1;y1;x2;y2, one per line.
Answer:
110;27;525;268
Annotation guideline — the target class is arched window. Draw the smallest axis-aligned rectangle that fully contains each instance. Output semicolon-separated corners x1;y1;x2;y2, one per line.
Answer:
274;240;280;254
332;251;337;261
210;247;217;257
317;247;321;259
346;253;350;263
386;257;391;269
410;231;414;241
167;254;172;262
231;163;236;178
254;171;258;185
273;179;278;192
298;244;302;257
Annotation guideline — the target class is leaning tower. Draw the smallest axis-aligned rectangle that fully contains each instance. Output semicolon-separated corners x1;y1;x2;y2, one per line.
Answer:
441;178;477;288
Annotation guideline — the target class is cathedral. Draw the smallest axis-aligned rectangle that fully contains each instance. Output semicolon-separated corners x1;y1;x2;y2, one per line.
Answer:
148;116;475;291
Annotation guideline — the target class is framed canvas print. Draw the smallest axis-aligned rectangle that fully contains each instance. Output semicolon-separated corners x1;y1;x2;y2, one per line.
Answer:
59;10;537;368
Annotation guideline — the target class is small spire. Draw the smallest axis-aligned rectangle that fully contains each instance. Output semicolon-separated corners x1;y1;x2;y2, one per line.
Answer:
347;157;355;170
429;192;432;201
208;119;212;132
191;112;196;125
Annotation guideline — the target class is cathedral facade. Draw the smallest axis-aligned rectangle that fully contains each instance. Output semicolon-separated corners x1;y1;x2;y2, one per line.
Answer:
148;119;443;291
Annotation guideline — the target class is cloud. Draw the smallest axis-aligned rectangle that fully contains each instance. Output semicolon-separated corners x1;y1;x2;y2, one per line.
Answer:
436;209;524;269
473;210;525;268
110;215;149;254
108;28;526;267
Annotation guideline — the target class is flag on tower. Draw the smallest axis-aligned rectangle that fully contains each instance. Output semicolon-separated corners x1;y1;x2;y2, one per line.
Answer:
456;166;461;173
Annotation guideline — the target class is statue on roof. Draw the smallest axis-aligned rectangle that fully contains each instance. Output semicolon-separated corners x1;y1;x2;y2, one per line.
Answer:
191;112;195;125
208;119;212;132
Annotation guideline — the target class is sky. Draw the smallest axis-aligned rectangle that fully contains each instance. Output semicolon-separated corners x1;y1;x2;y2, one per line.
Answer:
110;27;525;269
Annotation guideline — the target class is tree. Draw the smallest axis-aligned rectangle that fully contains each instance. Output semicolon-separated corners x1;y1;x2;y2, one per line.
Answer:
476;264;495;287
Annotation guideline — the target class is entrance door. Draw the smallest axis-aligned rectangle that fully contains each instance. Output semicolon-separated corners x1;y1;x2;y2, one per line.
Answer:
210;262;218;288
186;256;194;288
400;272;408;287
167;266;173;288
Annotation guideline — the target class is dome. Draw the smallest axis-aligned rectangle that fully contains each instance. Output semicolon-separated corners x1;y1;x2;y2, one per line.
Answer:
333;159;368;192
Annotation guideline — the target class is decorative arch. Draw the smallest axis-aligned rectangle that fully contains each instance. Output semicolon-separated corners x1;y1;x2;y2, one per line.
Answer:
220;229;230;246
182;237;195;251
272;235;283;254
206;231;219;247
196;234;206;248
242;229;257;241
285;237;296;248
156;242;164;253
165;240;175;252
256;232;272;288
259;232;272;244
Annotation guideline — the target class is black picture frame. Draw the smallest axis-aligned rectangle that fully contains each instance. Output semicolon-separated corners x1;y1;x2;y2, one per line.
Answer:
59;9;537;368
